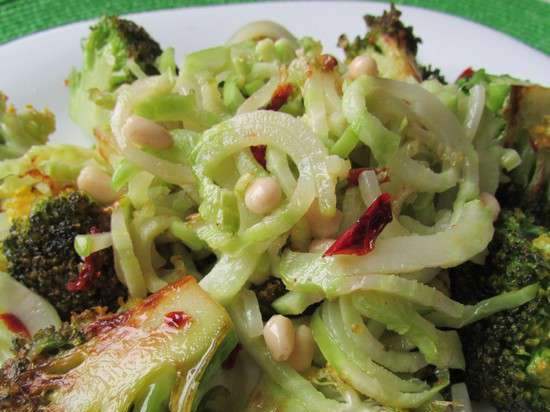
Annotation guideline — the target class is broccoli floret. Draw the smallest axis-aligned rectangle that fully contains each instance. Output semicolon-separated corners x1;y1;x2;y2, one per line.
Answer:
2;191;126;319
67;16;162;136
337;5;424;81
499;85;550;226
451;209;550;412
0;92;55;160
0;277;235;412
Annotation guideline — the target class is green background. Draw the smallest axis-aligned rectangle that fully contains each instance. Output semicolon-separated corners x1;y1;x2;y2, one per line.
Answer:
0;0;549;54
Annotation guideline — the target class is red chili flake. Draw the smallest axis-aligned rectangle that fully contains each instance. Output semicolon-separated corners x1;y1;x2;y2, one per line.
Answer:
250;145;267;168
266;83;294;111
89;226;101;235
0;313;30;339
85;311;131;337
458;67;474;80
164;311;192;329
222;344;242;369
320;54;338;72
67;252;105;293
323;193;393;257
347;167;390;186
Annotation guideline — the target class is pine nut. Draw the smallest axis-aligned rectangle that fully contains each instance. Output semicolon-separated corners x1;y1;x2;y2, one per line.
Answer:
264;314;295;362
77;164;118;204
245;177;282;215
348;55;378;79
306;201;343;238
287;325;315;372
122;115;173;150
480;192;500;221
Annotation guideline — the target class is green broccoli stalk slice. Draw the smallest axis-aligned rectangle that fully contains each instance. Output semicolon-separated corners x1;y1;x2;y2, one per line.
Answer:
0;92;55;160
2;191;127;319
131;364;178;412
67;16;162;137
192;331;238;411
451;209;550;412
0;276;235;412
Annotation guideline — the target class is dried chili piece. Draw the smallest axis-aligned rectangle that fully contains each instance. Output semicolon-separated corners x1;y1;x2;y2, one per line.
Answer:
250;145;267;168
266;83;294;111
323;193;392;257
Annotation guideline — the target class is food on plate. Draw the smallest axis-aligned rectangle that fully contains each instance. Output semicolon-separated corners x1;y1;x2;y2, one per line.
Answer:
0;5;548;411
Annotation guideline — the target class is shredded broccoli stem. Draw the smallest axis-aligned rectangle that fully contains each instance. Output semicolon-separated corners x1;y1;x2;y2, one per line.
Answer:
339;296;427;373
311;307;451;409
111;200;147;298
351;292;465;369
322;300;428;393
342;76;401;164
132;214;175;292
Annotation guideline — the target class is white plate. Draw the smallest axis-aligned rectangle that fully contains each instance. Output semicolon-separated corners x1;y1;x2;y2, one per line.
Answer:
0;2;545;410
0;1;549;146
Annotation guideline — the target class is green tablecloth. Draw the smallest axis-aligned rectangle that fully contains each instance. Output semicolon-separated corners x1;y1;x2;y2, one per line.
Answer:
0;0;549;54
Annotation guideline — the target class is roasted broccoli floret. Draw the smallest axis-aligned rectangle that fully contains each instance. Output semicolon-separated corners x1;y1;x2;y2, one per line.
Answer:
67;16;162;136
499;84;550;226
2;191;126;319
451;209;550;412
338;5;423;81
0;277;235;412
0;92;55;160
